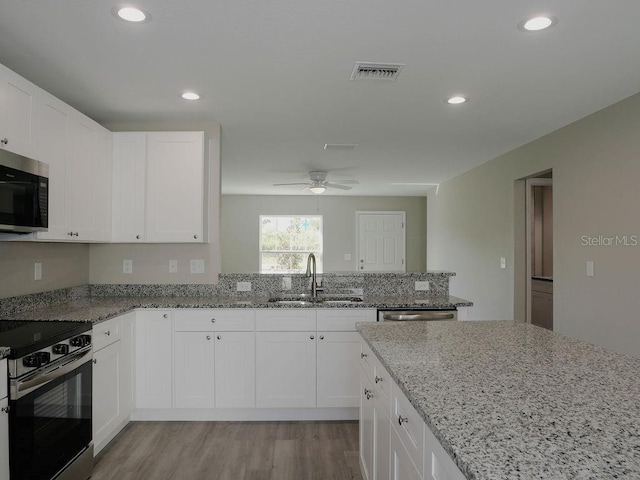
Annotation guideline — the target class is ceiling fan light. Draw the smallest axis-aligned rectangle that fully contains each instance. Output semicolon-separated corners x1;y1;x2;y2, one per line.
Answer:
309;186;326;195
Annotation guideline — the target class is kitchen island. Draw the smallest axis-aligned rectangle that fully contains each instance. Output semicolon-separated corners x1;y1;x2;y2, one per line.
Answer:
357;320;640;479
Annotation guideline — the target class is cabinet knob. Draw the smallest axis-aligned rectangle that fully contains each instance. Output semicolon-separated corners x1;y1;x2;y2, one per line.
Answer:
92;359;97;364
319;335;324;340
217;335;221;340
375;376;383;384
310;335;315;340
360;259;364;263
360;352;368;359
1;405;10;413
360;266;364;270
105;331;110;336
364;388;373;400
206;335;211;340
211;318;216;323
74;232;79;237
163;314;168;319
194;235;198;239
0;138;7;145
67;232;73;236
136;235;141;240
398;415;408;426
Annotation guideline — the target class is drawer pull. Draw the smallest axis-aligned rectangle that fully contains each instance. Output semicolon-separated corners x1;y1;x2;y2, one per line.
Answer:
1;405;10;413
360;352;368;359
211;318;216;323
105;331;111;336
217;335;222;340
163;314;168;319
375;376;383;383
364;388;373;400
206;335;211;340
398;415;408;426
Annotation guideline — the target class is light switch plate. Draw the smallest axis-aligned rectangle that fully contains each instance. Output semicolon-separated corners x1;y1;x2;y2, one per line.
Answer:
34;262;42;281
169;260;178;273
415;281;430;291
237;281;252;292
281;276;292;290
190;259;205;274
500;257;507;269
123;259;133;274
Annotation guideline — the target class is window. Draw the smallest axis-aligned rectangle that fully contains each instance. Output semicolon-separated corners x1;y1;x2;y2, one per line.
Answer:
259;215;323;274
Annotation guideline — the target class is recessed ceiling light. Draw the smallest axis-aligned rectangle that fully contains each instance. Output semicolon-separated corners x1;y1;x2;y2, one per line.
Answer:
116;6;149;23
446;96;467;105
518;15;557;32
181;92;200;101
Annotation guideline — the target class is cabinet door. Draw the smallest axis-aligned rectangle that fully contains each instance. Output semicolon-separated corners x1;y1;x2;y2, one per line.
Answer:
146;132;204;242
215;332;255;408
256;331;316;408
424;425;466;480
91;127;112;242
390;427;422;480
112;132;146;242
0;64;39;159
35;91;70;240
375;400;391;480
93;340;122;453
0;396;8;480
173;332;215;408
360;370;375;480
135;311;173;408
317;331;361;407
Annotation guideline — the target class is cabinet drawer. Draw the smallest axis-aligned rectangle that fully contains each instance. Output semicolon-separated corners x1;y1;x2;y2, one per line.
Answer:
93;317;122;351
0;359;7;399
173;309;255;332
316;309;376;331
392;382;424;472
255;309;316;331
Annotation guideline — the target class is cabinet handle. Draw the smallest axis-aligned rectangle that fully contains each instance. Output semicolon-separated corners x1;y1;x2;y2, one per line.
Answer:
206;335;211;340
1;405;10;413
163;314;168;318
93;359;97;364
364;388;373;400
360;352;368;359
398;415;408;426
217;335;221;340
310;335;315;340
375;376;383;384
319;335;324;340
136;235;141;240
0;138;7;145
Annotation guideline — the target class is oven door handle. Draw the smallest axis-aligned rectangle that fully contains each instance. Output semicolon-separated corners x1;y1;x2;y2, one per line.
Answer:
11;346;93;400
381;311;456;321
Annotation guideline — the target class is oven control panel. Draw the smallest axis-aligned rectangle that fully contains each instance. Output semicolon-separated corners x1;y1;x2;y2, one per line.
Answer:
10;332;92;378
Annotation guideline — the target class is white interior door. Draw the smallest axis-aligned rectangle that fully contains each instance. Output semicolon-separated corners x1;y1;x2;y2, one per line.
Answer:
357;212;406;272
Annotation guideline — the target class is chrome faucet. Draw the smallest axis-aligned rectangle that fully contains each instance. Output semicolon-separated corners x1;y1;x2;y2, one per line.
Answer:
305;253;324;298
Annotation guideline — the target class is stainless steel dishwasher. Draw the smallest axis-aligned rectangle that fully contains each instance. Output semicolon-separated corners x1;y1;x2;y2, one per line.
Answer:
377;308;457;321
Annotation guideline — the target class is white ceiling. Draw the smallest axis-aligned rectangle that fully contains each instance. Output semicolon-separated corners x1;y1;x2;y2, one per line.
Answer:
1;1;640;196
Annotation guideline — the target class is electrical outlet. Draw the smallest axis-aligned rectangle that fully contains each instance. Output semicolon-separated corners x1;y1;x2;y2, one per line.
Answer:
586;261;594;277
500;257;507;269
169;260;178;273
282;276;292;290
34;262;42;281
190;259;205;274
415;281;430;291
237;281;252;292
123;259;133;274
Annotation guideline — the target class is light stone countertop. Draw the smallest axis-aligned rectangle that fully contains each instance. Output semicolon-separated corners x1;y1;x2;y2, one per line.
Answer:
357;320;640;480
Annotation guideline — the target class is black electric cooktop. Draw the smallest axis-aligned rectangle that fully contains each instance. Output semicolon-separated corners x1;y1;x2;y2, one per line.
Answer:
0;320;91;358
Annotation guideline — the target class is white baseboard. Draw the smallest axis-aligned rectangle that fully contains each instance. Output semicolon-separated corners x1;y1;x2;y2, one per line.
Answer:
130;407;358;422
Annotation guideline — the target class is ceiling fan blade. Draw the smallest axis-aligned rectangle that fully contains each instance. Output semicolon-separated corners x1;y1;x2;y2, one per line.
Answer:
325;183;353;190
333;179;359;184
273;182;311;186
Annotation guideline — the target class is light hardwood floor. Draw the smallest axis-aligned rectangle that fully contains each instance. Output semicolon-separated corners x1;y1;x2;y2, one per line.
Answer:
92;421;363;480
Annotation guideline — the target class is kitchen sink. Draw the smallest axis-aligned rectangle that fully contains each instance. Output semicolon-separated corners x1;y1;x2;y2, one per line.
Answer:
268;294;363;305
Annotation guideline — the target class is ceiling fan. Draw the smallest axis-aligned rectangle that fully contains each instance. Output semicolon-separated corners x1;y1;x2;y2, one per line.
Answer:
273;170;358;194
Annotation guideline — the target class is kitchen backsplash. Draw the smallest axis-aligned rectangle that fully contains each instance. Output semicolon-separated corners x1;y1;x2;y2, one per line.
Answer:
1;272;453;317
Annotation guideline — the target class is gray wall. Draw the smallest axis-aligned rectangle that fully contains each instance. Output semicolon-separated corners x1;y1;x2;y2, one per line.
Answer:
427;92;640;358
0;242;89;299
220;195;427;273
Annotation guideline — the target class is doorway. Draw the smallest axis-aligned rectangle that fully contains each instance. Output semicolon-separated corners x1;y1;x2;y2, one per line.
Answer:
355;211;406;272
525;176;553;329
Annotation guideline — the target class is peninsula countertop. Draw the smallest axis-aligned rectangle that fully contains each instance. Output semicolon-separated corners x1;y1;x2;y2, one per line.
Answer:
357;320;640;480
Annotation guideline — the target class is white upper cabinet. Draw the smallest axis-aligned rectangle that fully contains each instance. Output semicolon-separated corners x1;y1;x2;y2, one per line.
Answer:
112;133;146;242
111;131;205;243
0;64;39;159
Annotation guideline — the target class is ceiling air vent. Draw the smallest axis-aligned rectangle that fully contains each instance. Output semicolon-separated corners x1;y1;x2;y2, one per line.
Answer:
350;62;405;81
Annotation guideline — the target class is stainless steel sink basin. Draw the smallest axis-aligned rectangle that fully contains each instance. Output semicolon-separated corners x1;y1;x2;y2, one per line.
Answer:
268;294;363;305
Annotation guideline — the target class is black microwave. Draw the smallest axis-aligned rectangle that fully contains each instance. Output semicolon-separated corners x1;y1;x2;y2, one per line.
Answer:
0;149;48;233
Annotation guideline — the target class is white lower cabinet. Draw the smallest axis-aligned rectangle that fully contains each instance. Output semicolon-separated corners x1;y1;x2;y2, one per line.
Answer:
135;310;173;409
360;369;375;480
1;359;8;480
317;331;362;407
92;313;133;455
391;427;422;480
424;425;467;480
173;331;215;408
214;331;255;408
256;331;317;408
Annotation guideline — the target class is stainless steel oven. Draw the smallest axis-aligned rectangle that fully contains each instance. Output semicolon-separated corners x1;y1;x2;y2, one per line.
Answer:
377;309;457;321
1;320;93;480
